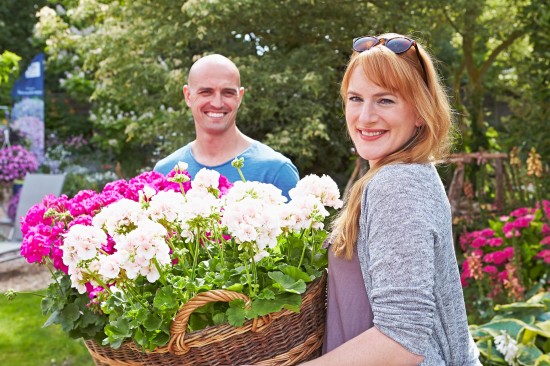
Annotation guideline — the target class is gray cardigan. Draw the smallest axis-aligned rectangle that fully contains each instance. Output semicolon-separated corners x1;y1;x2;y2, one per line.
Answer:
357;163;481;365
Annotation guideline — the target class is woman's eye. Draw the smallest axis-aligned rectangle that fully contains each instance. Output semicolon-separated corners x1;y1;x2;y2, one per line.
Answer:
348;96;362;102
379;98;394;104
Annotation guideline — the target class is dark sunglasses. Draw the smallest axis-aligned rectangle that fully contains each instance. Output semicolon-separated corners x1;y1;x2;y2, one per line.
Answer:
352;36;428;85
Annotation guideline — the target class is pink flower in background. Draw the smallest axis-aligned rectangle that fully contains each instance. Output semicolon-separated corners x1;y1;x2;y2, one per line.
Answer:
509;207;532;217
542;200;550;218
513;215;534;228
0;145;39;184
542;224;550;237
471;236;487;248
537;250;550;264
503;222;520;238
483;265;498;275
541;236;550;245
488;237;503;247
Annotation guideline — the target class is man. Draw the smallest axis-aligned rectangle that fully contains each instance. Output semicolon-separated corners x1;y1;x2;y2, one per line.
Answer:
154;54;299;198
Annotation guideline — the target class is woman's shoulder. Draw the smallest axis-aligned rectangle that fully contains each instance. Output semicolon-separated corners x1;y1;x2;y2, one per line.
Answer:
370;163;437;188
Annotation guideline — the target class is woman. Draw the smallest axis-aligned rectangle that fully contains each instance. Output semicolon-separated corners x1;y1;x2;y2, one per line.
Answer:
301;34;481;365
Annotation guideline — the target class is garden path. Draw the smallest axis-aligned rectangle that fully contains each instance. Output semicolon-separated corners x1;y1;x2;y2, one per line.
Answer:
0;258;50;292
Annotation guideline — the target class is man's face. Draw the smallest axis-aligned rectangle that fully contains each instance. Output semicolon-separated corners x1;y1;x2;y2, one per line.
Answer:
183;64;245;137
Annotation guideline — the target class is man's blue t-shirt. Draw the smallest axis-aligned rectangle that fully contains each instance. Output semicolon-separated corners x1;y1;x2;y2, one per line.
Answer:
153;140;299;199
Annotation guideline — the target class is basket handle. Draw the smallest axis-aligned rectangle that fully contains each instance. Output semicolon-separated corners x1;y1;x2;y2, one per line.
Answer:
168;289;251;355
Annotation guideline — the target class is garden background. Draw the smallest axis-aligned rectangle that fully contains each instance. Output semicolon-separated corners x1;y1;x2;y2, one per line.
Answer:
0;0;548;365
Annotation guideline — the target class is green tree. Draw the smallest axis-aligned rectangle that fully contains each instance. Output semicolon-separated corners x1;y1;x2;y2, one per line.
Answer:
35;0;437;180
432;0;534;152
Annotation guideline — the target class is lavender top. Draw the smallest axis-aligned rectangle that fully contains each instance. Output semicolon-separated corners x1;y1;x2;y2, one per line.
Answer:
323;248;374;354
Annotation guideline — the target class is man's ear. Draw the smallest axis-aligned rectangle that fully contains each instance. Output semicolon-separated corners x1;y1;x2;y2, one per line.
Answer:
183;85;192;107
238;86;245;106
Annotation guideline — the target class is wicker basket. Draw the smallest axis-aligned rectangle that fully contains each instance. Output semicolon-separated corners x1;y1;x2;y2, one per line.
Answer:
84;271;327;365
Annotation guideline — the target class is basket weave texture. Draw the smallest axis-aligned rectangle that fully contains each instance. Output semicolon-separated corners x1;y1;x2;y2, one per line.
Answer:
84;271;327;366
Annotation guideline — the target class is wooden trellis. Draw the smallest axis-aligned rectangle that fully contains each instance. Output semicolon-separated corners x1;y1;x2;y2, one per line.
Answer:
343;152;509;216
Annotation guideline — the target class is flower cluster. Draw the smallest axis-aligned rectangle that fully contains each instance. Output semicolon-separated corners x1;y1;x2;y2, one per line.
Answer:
19;161;342;350
460;200;550;302
0;145;39;184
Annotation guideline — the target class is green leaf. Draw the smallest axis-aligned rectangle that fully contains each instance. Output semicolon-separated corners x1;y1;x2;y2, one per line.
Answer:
212;313;226;325
224;283;243;292
517;344;543;366
227;299;246;327
268;271;306;294
143;314;163;331
534;354;550;366
42;310;60;328
251;293;302;317
59;303;81;331
281;265;312;283
476;340;506;364
479;319;527;339
496;302;545;313
519;320;550;343
153;286;178;311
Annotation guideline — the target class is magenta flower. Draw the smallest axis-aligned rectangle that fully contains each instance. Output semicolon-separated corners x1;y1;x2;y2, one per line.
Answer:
537;249;550;264
513;215;534;228
509;207;532;217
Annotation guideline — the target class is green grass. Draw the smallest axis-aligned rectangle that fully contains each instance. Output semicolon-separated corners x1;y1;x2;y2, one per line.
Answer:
0;291;94;366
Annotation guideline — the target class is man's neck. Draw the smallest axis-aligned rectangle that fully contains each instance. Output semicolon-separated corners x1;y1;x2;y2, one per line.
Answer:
191;129;253;167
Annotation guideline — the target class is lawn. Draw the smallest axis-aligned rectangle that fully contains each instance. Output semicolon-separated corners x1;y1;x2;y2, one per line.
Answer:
0;291;94;366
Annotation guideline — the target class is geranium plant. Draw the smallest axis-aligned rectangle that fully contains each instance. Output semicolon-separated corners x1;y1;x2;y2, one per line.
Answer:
0;144;39;184
460;200;550;320
14;159;341;350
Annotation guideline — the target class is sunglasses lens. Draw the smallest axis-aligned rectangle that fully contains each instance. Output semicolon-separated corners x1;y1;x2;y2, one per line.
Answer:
353;37;379;52
385;38;414;54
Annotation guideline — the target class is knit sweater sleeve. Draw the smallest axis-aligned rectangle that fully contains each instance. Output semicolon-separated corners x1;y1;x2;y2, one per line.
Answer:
359;164;445;356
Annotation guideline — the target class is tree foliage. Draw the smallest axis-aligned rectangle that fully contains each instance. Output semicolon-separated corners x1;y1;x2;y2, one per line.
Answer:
31;0;547;183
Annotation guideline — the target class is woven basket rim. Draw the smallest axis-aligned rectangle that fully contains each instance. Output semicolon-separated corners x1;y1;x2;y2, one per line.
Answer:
89;270;327;357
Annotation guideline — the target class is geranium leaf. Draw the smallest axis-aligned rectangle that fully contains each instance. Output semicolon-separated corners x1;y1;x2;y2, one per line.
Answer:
42;310;60;328
143;314;162;331
281;266;312;283
59;303;80;331
251;293;302;316
268;271;306;294
153;286;178;310
227;299;246;326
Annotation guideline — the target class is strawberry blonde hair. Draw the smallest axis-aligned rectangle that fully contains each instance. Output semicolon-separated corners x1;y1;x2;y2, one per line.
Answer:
331;34;454;259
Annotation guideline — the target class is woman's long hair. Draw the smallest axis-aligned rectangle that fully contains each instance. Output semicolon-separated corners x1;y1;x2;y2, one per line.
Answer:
331;34;454;259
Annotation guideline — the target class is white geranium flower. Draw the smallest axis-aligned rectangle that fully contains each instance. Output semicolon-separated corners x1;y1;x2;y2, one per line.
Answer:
289;174;343;209
138;185;157;202
98;254;121;279
92;199;147;236
192;168;220;192
147;190;186;222
62;224;107;262
176;161;188;171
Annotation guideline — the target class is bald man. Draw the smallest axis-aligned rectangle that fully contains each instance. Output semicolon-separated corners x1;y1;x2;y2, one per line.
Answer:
154;54;299;198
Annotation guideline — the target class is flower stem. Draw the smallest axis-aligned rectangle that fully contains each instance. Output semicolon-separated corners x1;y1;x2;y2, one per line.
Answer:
298;229;308;269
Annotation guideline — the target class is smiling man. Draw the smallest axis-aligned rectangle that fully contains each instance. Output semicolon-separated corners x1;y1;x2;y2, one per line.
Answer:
154;54;299;198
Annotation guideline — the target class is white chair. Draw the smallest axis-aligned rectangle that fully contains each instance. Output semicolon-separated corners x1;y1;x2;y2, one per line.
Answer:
0;173;66;263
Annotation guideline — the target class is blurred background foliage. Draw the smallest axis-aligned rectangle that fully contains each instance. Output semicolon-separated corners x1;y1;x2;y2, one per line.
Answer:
0;0;547;199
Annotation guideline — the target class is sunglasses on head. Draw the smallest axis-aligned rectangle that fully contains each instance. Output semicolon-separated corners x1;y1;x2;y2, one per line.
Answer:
352;36;428;86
